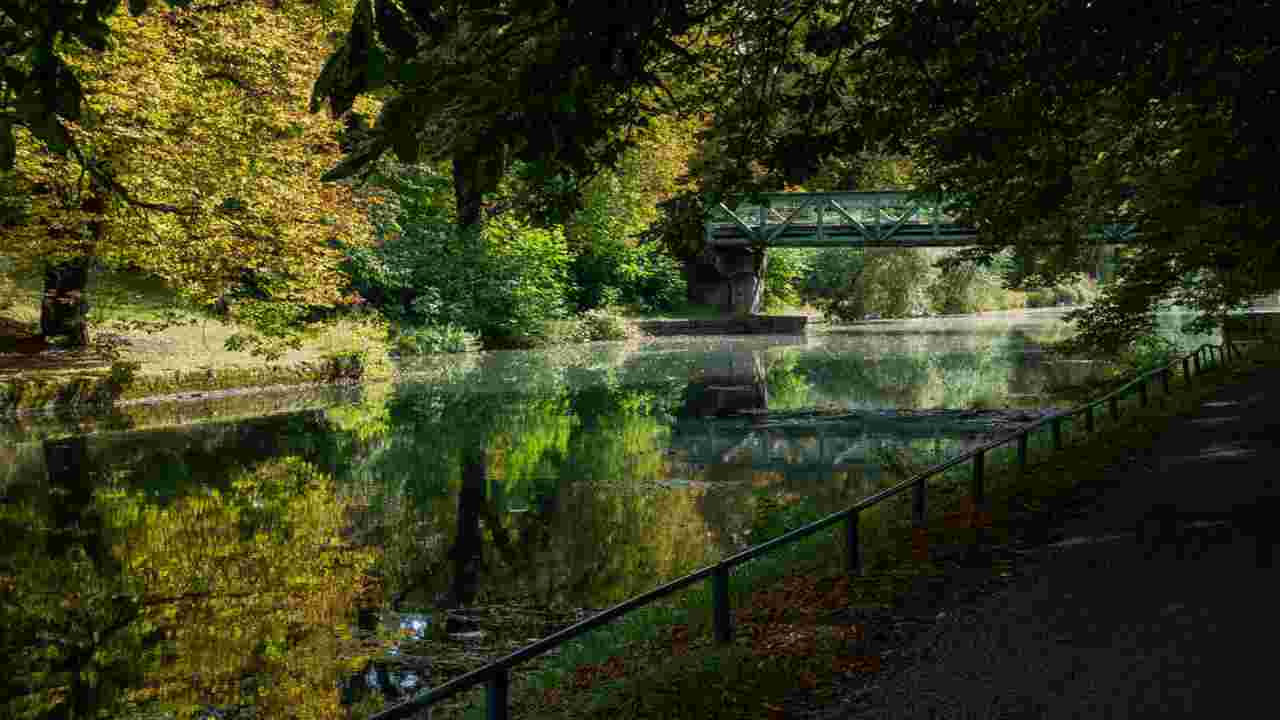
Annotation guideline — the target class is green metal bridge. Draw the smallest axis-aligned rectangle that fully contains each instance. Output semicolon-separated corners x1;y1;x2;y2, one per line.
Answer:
705;191;1138;248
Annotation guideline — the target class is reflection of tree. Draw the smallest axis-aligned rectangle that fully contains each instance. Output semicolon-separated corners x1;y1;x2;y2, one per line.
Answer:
2;453;377;720
368;360;714;611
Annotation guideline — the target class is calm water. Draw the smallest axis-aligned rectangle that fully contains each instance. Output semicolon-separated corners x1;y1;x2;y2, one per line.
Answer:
0;309;1222;718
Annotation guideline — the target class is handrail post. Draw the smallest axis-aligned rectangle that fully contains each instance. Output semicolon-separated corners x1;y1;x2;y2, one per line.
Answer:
971;450;987;553
1084;404;1094;432
1138;379;1148;408
913;477;927;529
845;511;862;577
1193;351;1201;376
1183;356;1192;385
712;565;733;644
971;450;985;508
1162;367;1171;395
487;668;509;720
1017;433;1028;473
1051;417;1063;450
1109;396;1120;423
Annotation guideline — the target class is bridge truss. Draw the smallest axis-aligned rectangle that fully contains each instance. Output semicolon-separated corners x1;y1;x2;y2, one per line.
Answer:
705;191;1137;248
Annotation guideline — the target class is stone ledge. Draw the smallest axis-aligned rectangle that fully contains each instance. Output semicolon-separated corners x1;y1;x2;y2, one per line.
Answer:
635;315;808;336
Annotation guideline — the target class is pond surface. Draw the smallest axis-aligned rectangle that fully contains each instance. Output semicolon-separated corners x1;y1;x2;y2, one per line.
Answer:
0;309;1223;718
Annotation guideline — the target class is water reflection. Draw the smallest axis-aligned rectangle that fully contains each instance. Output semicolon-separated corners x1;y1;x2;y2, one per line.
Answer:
2;309;1218;718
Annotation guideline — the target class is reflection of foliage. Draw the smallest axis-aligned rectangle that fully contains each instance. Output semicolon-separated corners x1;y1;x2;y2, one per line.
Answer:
763;349;813;411
2;456;378;720
364;356;716;610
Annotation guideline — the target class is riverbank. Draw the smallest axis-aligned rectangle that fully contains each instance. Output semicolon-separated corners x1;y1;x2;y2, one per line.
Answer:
448;336;1280;720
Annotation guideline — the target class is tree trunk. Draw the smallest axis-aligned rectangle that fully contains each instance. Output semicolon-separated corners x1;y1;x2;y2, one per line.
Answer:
41;257;91;345
451;138;507;233
40;192;105;346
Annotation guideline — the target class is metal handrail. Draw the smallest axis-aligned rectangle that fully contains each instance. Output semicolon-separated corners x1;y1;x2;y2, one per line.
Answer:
372;336;1255;720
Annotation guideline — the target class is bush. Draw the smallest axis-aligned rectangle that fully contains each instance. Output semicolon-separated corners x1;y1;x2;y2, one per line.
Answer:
321;350;365;383
391;324;478;356
341;207;572;348
1023;277;1101;308
580;308;638;340
568;237;686;313
760;248;813;312
804;248;938;322
800;248;867;320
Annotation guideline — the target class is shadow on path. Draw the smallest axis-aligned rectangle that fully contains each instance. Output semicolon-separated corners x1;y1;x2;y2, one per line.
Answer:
815;364;1280;719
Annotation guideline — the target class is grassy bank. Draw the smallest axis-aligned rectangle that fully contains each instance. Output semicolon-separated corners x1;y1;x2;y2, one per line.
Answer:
1;269;400;415
421;337;1280;720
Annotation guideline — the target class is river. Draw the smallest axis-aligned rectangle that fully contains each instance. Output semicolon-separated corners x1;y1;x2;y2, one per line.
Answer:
0;308;1228;718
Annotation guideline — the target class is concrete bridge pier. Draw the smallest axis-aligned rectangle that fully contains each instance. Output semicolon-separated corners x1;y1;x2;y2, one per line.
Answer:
710;246;767;315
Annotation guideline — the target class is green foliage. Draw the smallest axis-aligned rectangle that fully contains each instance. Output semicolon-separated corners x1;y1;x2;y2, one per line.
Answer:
855;0;1280;352
320;350;366;383
804;249;936;322
341;162;573;347
579;308;638;341
1116;333;1182;373
799;248;865;320
568;238;686;313
343;210;571;348
391;324;478;356
759;248;813;312
1023;277;1100;309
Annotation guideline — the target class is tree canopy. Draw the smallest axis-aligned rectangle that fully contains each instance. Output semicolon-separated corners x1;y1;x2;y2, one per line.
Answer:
846;0;1280;349
2;0;377;353
5;0;1279;351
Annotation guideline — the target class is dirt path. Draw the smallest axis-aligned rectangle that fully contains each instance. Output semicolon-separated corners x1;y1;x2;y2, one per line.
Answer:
805;363;1280;719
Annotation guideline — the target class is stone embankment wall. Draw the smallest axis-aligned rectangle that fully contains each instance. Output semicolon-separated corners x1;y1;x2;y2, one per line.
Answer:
635;316;807;337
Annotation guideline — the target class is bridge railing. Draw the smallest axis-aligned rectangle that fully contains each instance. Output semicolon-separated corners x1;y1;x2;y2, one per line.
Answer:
371;336;1252;720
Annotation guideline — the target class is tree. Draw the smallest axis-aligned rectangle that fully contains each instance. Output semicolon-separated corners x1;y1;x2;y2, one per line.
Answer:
847;0;1280;351
1;0;377;352
309;0;731;233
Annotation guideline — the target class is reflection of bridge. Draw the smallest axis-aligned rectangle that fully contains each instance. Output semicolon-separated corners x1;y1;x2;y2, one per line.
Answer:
702;191;1138;313
671;416;1001;481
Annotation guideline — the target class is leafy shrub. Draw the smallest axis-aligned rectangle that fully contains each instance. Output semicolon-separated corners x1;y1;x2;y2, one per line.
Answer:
568;237;686;313
760;248;814;312
1117;332;1181;372
1023;277;1101;308
321;350;365;383
800;248;867;320
391;324;477;356
537;319;591;345
580;308;638;340
804;248;937;321
341;202;572;348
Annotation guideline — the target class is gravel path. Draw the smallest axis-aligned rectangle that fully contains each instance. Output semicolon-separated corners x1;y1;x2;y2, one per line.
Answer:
806;362;1280;719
